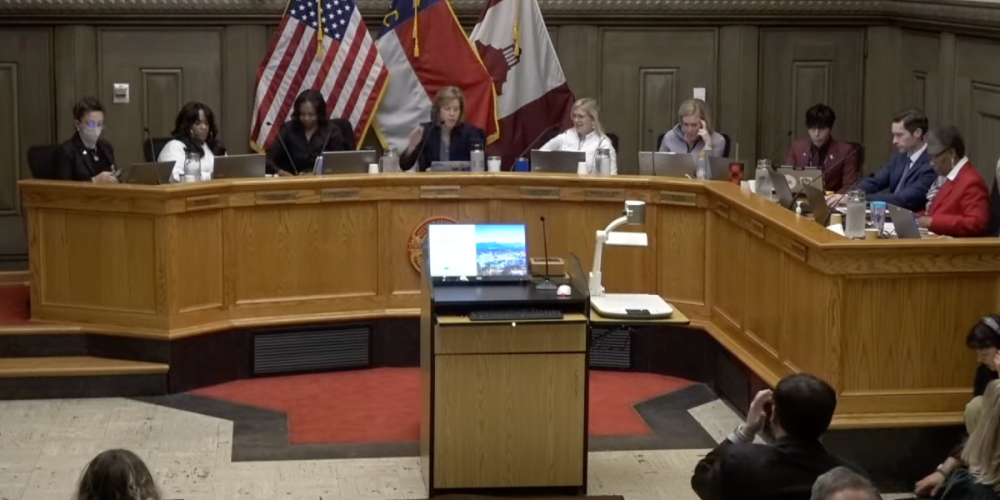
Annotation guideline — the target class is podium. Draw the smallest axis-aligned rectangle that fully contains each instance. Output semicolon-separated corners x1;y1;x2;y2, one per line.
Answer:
419;258;590;495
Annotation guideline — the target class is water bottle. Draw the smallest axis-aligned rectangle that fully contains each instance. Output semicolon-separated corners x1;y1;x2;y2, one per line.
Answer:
755;159;773;199
596;148;611;175
514;157;530;172
379;147;399;173
845;189;866;239
183;152;201;183
695;151;709;180
470;143;485;172
870;201;887;237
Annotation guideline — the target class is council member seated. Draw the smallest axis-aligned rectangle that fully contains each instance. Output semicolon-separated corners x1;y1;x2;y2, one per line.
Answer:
658;98;726;157
158;102;227;183
265;89;353;176
784;104;859;193
832;109;935;211
54;96;117;183
538;97;617;175
916;126;989;237
400;86;486;172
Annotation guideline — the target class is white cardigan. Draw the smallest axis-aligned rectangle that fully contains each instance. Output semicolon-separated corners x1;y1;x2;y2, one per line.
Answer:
539;129;618;175
158;139;217;183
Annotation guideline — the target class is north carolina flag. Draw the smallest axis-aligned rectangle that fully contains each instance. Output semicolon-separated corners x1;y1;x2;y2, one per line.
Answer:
374;0;499;151
471;0;574;169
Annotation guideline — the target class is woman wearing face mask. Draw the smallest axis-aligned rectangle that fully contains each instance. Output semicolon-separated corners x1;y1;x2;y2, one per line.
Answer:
915;126;989;237
266;90;352;176
158;102;227;183
538;98;617;175
54;96;118;183
400;86;486;172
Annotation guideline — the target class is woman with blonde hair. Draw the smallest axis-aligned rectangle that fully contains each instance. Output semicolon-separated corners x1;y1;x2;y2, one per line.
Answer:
401;86;486;172
937;379;1000;499
539;98;617;174
659;98;726;157
75;449;161;500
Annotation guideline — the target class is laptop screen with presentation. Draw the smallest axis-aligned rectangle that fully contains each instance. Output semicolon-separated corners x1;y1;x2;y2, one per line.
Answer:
427;224;529;282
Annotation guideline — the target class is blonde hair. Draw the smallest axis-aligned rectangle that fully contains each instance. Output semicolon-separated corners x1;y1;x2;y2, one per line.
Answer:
963;380;1000;491
677;98;713;133
572;98;606;138
432;86;465;124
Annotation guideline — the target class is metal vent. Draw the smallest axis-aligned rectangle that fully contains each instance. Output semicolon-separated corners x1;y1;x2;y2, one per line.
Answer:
589;327;631;369
253;326;370;375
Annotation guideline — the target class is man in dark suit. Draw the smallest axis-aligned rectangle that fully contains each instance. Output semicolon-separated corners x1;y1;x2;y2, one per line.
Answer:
784;104;860;193
53;96;118;183
691;374;864;500
849;109;935;212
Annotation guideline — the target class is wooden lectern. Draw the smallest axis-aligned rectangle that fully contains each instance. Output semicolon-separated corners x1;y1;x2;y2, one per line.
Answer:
419;256;590;496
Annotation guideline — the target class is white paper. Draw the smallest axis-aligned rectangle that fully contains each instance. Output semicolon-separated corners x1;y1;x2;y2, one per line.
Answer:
693;87;707;101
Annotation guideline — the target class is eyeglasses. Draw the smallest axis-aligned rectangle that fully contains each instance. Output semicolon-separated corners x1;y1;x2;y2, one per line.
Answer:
81;121;105;128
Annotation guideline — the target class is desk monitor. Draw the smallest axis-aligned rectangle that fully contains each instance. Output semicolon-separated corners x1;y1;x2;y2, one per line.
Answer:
120;161;172;185
776;165;824;192
430;161;471;172
652;152;696;178
530;150;585;173
638;152;654;176
427;223;529;281
316;150;376;175
213;154;266;179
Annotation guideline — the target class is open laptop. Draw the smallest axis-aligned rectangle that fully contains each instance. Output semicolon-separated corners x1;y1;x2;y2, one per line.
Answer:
776;166;824;192
802;185;832;226
430;161;471;172
315;150;376;175
213;154;266;179
118;161;172;185
530;150;585;173
767;168;796;208
653;152;696;178
887;204;922;239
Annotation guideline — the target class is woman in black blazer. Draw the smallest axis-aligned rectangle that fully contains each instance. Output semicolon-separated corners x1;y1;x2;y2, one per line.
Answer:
54;96;118;183
400;86;486;172
266;90;353;176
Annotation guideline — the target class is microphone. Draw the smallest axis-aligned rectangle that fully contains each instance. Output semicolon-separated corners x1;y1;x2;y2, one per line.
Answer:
266;120;298;175
536;216;557;290
513;123;563;171
314;120;338;174
413;122;440;172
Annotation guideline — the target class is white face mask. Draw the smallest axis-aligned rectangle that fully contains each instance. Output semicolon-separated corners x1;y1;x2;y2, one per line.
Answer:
79;126;103;146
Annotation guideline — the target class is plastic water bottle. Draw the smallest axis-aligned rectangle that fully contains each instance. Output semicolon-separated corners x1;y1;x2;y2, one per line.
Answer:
379;147;399;173
695;151;709;180
755;159;772;198
183;152;201;183
845;189;866;239
596;148;611;175
470;143;485;172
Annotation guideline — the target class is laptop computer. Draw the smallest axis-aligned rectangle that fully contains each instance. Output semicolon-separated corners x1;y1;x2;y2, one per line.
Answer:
530;150;585;173
430;161;471;172
767;168;795;208
708;157;736;181
315;150;376;175
887;204;922;239
118;161;172;185
802;185;832;226
653;153;696;178
776;166;824;192
213;154;266;179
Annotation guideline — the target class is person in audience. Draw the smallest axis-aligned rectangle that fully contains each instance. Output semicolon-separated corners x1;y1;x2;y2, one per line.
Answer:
936;380;1000;499
784;104;860;193
659;98;726;157
400;86;486;172
75;448;161;500
691;374;864;500
538;97;617;174
810;467;880;500
834;108;934;211
915;315;1000;497
916;126;990;237
54;96;118;183
158;101;227;183
265;89;353;176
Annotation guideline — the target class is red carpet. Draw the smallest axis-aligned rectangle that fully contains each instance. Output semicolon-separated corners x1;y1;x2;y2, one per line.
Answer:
193;368;691;445
0;285;30;326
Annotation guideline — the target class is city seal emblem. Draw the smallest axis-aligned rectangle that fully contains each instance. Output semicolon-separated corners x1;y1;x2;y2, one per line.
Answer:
408;216;458;272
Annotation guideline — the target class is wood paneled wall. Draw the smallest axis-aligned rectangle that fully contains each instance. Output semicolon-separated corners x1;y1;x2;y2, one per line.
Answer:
4;6;1000;266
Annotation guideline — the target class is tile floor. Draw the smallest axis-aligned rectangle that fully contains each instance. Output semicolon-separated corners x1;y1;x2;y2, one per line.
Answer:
0;397;910;500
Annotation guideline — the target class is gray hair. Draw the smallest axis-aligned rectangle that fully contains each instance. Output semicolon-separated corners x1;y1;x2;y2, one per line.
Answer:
810;467;879;500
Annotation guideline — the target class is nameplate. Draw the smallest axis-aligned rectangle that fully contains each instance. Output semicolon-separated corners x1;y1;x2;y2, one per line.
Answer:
321;188;361;202
185;195;222;211
257;191;298;203
520;187;560;200
420;185;460;199
584;188;625;201
658;191;696;207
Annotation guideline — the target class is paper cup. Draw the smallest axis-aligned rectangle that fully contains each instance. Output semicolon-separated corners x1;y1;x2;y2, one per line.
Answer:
487;156;501;172
865;228;878;240
368;163;379;174
577;162;588;175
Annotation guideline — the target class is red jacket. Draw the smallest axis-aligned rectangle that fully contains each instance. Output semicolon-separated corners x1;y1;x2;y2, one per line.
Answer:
784;138;860;193
928;161;990;237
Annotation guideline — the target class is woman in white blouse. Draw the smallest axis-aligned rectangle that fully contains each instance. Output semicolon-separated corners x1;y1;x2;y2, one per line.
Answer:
539;98;617;175
158;102;227;182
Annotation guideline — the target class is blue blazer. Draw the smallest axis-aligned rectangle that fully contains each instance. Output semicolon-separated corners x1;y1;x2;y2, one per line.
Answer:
400;122;486;172
858;149;936;212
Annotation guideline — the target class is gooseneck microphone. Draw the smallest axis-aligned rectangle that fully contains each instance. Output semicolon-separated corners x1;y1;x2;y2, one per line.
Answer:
823;176;867;226
266;120;298;175
514;123;563;171
536;215;557;290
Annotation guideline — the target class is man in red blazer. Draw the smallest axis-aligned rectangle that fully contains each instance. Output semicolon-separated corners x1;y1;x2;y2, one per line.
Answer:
917;126;990;237
784;104;860;193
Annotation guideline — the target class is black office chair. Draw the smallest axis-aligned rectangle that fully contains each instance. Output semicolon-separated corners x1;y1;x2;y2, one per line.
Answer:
849;142;865;171
720;132;731;158
988;175;1000;236
607;133;619;153
143;137;172;162
330;118;356;150
27;145;60;179
655;132;666;151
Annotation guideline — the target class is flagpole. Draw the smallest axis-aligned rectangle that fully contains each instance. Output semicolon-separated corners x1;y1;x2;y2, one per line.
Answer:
413;0;421;57
316;0;325;58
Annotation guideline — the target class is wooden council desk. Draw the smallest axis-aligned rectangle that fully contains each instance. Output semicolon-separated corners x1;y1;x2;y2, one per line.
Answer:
18;173;1000;428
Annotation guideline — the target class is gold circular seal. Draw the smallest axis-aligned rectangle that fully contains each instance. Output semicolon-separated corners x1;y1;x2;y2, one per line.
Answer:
408;216;459;272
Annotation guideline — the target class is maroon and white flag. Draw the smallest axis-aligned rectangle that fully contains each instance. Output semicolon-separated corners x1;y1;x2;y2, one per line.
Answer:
470;0;574;169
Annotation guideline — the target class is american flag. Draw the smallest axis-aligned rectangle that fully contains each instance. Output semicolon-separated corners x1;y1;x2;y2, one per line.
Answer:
250;0;387;150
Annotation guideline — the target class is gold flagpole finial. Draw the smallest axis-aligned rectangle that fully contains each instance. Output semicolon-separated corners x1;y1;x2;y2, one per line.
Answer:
316;0;325;58
513;0;521;56
412;0;421;57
